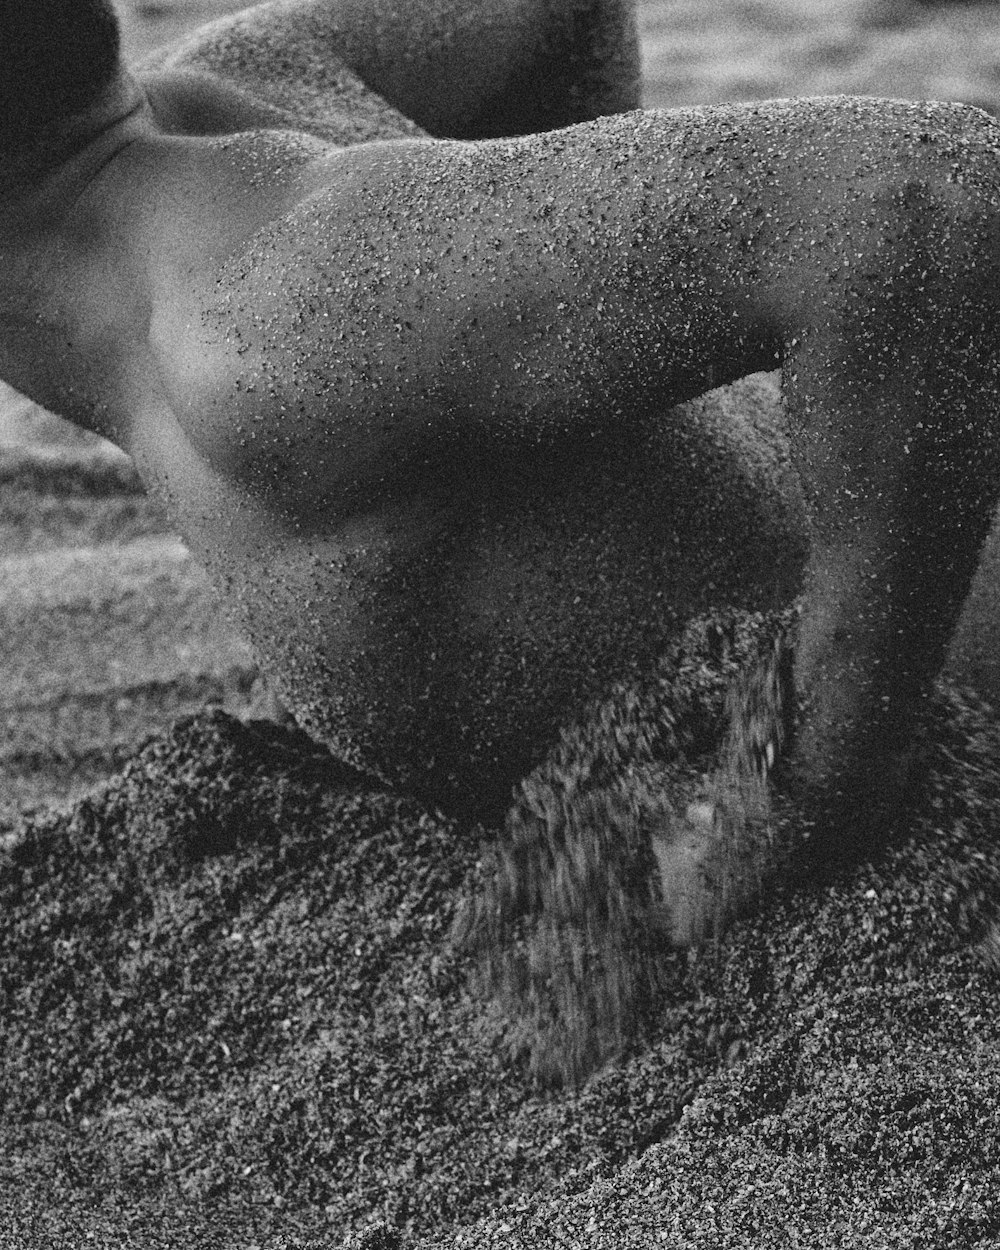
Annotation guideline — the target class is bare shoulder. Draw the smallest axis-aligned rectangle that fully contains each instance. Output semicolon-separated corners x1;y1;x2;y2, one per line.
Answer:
610;94;1000;175
731;95;1000;199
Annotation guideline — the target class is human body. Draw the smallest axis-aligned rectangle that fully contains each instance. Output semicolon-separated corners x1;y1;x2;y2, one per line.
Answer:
3;0;999;870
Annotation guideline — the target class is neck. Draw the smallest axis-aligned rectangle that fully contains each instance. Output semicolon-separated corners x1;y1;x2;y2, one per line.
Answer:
0;72;150;211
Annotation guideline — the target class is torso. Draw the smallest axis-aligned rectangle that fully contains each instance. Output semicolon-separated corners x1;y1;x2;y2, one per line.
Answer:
8;91;995;812
97;110;802;809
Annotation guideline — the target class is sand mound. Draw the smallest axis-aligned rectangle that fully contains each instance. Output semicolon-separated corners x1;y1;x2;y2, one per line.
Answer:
3;669;1000;1247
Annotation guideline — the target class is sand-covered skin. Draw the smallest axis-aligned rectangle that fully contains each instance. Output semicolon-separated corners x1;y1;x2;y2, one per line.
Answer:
3;678;1000;1248
69;68;1000;831
11;0;1000;816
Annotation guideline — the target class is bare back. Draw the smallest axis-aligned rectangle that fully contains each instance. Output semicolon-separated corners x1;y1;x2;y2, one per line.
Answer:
55;92;999;821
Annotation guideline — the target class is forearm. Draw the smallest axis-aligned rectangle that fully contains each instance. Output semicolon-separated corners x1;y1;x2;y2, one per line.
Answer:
143;0;640;140
781;213;1000;843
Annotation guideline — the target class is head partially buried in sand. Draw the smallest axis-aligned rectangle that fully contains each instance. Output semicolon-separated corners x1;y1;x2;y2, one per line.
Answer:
3;0;1000;1004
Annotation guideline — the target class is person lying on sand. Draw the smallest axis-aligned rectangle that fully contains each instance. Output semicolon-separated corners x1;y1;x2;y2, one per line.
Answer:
2;0;1000;929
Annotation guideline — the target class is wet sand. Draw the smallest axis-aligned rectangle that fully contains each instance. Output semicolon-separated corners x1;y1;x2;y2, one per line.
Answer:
5;1;1000;1246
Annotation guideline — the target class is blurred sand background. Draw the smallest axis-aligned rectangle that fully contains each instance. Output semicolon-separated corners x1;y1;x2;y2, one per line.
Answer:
5;0;1000;828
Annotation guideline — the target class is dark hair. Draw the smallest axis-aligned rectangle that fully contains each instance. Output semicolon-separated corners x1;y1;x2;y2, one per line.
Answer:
1;0;121;140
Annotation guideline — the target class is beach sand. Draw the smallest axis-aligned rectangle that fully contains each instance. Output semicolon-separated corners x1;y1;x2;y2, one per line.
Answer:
4;679;1000;1247
4;1;1000;1245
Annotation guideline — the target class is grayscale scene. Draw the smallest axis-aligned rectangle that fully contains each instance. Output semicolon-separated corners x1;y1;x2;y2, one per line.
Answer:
3;1;1000;1245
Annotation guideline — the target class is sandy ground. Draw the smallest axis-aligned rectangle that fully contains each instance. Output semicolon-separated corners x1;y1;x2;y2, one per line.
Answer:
2;682;1000;1249
0;398;259;828
5;1;1000;1246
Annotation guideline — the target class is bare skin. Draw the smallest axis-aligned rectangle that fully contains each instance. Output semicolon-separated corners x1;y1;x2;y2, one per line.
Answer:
3;0;1000;875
